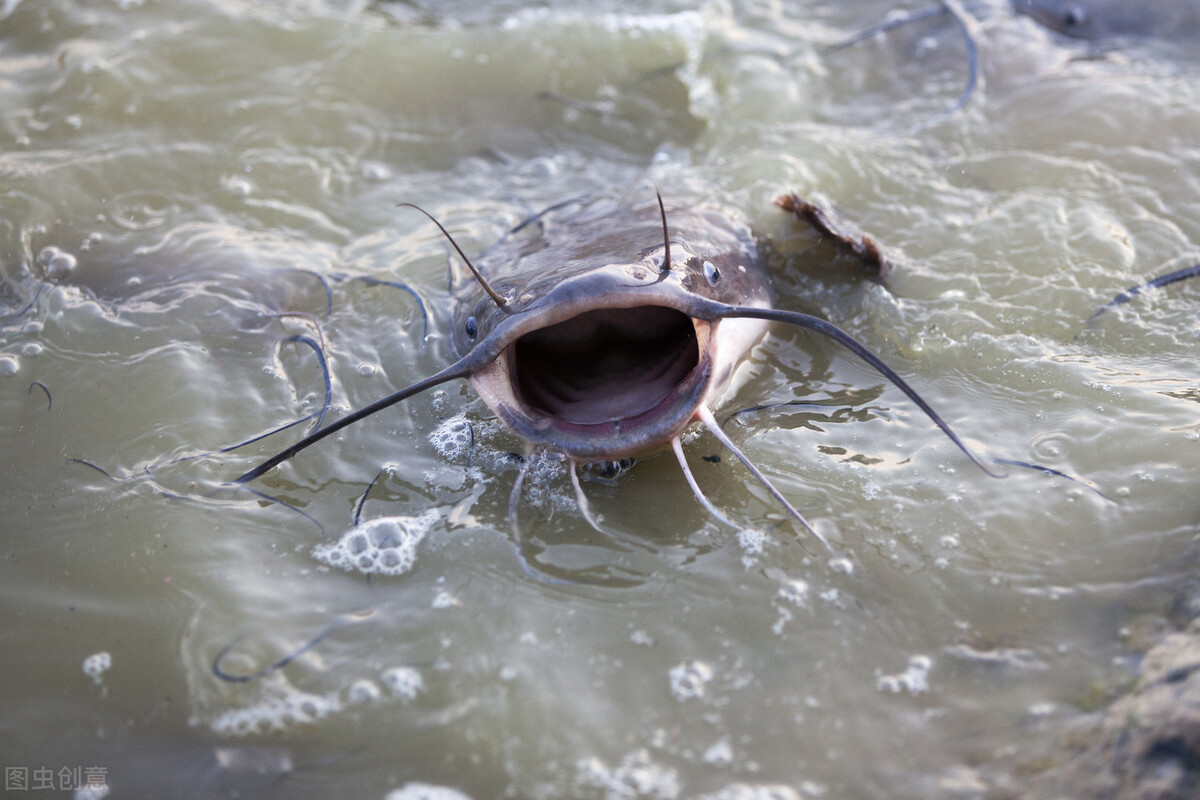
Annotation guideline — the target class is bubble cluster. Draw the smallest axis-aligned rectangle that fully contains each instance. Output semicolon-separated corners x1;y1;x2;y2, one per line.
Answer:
574;749;680;800
668;660;713;702
696;784;805;800
82;652;111;685
37;246;77;279
210;688;344;737
386;784;474;800
381;665;425;701
312;511;439;576
429;415;474;461
209;665;425;736
876;654;933;695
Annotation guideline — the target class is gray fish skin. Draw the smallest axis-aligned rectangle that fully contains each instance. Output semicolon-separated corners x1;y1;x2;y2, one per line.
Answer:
452;195;771;461
1012;0;1200;40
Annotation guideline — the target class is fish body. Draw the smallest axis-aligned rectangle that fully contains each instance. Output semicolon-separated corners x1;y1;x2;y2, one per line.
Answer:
235;192;992;551
1012;0;1200;40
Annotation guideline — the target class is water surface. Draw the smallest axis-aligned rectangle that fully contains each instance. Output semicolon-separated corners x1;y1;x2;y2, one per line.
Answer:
2;1;1199;797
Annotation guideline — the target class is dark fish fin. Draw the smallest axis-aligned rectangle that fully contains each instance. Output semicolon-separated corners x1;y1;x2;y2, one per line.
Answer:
1089;262;1200;320
708;304;1002;478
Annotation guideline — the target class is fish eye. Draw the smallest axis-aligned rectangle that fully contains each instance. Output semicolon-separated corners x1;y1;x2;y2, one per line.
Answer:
1063;4;1085;28
703;260;720;284
465;316;477;338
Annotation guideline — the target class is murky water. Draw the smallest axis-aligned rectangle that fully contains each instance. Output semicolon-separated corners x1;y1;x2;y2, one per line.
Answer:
3;0;1200;797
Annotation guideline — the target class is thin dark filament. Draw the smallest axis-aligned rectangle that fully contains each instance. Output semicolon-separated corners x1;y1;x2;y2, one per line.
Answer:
212;622;342;683
655;189;671;274
698;406;831;550
233;357;477;484
707;304;1002;478
27;380;51;411
356;277;431;341
825;6;947;52
397;203;509;310
993;458;1113;502
354;468;388;526
1090;262;1200;319
826;2;978;124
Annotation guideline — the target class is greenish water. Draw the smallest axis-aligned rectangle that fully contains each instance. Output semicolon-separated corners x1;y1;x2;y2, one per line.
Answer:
2;1;1199;797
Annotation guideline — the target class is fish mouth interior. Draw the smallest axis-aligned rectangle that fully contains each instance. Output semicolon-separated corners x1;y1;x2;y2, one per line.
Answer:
512;306;699;425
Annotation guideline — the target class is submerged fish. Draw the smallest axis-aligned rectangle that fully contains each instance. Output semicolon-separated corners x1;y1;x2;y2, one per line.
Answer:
235;192;993;553
1012;0;1200;41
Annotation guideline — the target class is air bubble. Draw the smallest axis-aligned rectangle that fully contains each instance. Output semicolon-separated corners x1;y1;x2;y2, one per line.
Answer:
346;679;381;705
37;246;77;279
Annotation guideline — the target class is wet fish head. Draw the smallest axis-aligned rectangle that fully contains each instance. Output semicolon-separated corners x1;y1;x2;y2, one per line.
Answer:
1012;0;1158;40
451;196;772;461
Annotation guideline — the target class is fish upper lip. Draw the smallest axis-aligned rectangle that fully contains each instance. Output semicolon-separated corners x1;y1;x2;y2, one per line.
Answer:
465;276;725;460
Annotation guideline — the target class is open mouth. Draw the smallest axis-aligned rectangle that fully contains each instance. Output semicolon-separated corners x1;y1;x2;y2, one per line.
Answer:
468;302;716;459
512;306;700;426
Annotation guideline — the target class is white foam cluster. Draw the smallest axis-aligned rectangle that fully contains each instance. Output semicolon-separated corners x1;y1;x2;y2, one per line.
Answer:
574;749;680;800
210;688;344;737
386;784;474;800
82;651;111;685
778;579;809;608
696;785;804;800
736;528;766;556
429;415;474;461
312;511;439;576
209;664;425;736
876;655;933;695
668;660;713;702
381;666;425;701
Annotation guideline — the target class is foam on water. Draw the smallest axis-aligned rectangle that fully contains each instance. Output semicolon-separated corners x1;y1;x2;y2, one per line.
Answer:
209;664;426;736
210;687;345;737
668;660;713;702
876;655;933;695
574;749;680;800
312;510;440;576
696;785;805;800
82;652;111;685
386;784;475;800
